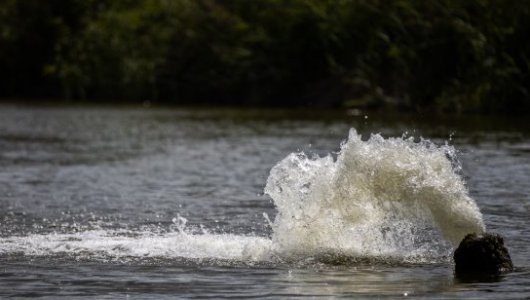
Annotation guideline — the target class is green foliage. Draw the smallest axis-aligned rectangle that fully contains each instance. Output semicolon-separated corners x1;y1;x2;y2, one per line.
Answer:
0;0;529;113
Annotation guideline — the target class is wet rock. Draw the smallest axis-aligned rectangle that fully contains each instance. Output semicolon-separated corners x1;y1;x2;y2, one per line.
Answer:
454;232;513;276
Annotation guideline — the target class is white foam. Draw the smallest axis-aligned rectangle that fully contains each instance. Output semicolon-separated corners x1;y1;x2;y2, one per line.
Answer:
0;230;272;261
265;129;485;260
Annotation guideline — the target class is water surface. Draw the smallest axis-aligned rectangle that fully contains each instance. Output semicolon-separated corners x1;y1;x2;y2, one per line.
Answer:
0;104;529;298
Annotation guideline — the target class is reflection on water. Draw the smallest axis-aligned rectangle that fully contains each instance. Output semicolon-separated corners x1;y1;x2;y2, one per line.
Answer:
276;264;454;297
1;257;456;298
0;104;529;298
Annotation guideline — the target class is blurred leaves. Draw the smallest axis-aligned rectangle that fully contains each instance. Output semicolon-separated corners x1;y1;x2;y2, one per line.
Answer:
0;0;529;113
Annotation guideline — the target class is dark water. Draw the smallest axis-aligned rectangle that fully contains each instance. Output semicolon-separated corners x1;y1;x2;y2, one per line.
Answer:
0;104;528;299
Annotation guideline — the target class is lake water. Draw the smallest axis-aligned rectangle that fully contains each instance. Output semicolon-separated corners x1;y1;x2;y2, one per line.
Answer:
0;104;529;299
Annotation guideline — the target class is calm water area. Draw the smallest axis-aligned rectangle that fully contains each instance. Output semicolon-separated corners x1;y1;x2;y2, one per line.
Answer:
0;104;529;299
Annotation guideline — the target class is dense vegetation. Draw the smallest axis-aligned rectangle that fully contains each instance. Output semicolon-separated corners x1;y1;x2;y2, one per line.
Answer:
1;0;529;113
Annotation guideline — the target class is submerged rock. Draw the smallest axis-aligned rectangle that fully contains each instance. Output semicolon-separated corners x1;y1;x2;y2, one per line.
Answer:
453;233;513;276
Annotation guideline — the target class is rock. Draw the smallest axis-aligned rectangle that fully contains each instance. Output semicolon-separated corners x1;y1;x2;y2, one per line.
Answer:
453;232;513;276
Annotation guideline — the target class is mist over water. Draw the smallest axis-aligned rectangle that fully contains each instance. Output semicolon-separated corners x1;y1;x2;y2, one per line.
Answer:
1;128;485;264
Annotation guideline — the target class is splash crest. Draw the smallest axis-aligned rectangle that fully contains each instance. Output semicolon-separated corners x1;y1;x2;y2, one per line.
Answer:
265;129;485;260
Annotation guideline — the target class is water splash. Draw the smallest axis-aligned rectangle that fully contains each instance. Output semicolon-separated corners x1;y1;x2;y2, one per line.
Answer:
0;230;272;261
265;129;485;261
0;129;485;264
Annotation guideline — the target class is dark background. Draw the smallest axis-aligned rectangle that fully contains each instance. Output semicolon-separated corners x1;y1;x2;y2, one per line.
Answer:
1;0;529;113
